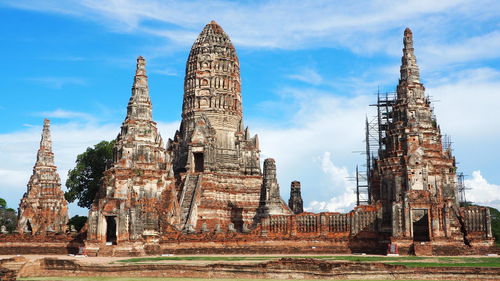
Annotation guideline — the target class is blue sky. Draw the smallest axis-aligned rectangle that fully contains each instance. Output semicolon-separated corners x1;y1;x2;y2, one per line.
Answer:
1;0;499;217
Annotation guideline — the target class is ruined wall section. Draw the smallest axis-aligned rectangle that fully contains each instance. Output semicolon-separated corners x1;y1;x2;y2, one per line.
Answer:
17;119;68;235
288;181;304;214
182;173;263;232
461;206;493;242
87;57;178;244
262;205;380;239
258;159;292;218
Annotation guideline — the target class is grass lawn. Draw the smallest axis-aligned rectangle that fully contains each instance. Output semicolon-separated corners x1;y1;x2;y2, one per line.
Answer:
116;255;425;263
116;255;500;267
387;257;500;267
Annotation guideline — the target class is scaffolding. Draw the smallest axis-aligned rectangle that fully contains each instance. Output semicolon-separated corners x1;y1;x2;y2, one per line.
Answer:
355;165;369;205
374;91;396;152
457;172;471;206
442;134;452;153
354;91;396;206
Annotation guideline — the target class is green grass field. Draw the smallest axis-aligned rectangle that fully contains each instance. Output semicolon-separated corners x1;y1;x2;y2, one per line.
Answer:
116;255;500;267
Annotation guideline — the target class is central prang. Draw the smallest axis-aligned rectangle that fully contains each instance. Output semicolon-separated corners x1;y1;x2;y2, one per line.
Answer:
171;20;259;176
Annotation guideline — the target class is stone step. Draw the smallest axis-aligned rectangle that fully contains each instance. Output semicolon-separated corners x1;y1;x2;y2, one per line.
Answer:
0;257;29;279
1;262;25;271
179;174;202;227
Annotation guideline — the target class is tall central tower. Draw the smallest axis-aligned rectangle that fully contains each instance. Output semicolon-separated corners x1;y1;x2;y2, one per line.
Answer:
182;20;242;145
171;20;259;175
169;21;289;231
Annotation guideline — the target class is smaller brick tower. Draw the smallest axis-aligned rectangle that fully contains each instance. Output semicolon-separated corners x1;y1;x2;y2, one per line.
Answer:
370;28;493;250
87;56;178;246
17;119;68;234
258;159;292;217
288;181;304;214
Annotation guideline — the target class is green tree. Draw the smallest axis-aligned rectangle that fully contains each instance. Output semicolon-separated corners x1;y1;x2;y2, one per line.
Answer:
0;198;6;209
0;198;17;233
65;140;114;209
68;215;88;232
488;207;500;247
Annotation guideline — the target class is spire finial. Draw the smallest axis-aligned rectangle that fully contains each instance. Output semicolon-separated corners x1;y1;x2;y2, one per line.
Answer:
399;27;420;83
135;56;146;77
127;56;152;121
41;118;52;152
403;27;413;49
36;118;54;166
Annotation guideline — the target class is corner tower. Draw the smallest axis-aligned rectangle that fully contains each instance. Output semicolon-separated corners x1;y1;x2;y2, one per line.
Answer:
87;57;178;247
17;119;69;234
370;28;493;247
171;21;260;175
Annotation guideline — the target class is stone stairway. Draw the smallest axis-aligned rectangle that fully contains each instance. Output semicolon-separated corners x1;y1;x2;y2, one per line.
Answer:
97;245;115;256
0;256;28;280
179;174;202;229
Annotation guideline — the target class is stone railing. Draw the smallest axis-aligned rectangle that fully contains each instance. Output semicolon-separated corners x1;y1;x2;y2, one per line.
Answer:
463;206;493;238
261;205;380;238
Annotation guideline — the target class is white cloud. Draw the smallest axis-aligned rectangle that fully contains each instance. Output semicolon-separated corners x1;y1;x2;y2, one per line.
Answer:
465;171;500;209
305;152;356;213
26;77;86;89
4;0;500;68
253;64;500;212
151;67;178;77
428;67;500;139
38;109;96;121
0;121;117;215
253;88;370;209
420;31;500;68
287;68;324;85
0;117;181;216
2;64;500;218
1;0;500;215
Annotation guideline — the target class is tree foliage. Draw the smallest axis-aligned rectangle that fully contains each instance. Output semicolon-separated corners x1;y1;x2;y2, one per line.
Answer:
0;198;17;233
68;215;88;232
0;198;6;209
65;140;115;209
488;207;500;246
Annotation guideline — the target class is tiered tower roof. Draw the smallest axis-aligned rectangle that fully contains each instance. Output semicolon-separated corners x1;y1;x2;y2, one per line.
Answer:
181;21;242;143
126;56;153;121
113;56;167;170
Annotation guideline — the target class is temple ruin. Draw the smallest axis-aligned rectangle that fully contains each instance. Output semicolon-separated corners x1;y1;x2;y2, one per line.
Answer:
86;56;178;247
2;23;494;256
288;181;304;214
367;28;494;254
168;22;291;233
17;119;69;235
